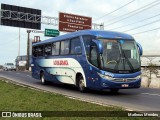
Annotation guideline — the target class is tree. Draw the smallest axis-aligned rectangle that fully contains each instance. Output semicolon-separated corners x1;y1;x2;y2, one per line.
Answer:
146;63;158;79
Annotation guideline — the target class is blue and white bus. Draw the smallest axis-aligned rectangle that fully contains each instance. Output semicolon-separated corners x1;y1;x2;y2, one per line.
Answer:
32;30;142;92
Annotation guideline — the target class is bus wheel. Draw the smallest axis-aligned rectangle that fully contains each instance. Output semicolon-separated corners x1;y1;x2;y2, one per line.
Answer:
110;88;119;93
40;72;47;85
78;77;86;93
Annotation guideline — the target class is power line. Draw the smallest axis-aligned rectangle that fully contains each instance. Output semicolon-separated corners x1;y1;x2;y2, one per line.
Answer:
122;18;160;32
94;0;136;21
104;0;160;27
132;27;160;35
109;12;160;30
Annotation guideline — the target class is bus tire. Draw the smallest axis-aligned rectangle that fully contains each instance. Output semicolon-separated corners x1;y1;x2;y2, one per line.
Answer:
78;76;86;93
110;88;119;93
40;72;47;85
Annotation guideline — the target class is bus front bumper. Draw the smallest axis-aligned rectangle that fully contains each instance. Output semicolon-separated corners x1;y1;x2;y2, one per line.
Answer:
100;78;141;90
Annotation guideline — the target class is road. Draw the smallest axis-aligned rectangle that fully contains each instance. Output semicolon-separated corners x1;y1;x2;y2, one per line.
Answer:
0;71;160;111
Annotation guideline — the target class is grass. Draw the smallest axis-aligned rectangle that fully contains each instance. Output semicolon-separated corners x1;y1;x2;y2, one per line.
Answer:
0;78;157;120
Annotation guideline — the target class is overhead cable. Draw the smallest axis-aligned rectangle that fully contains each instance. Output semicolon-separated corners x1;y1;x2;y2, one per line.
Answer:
94;0;136;21
104;0;160;27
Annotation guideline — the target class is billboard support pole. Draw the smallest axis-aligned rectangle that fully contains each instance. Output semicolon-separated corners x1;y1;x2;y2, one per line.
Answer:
0;6;1;25
18;28;20;56
26;30;31;70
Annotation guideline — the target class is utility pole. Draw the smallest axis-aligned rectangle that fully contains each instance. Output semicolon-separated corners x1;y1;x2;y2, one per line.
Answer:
26;30;31;70
100;23;104;30
18;28;20;56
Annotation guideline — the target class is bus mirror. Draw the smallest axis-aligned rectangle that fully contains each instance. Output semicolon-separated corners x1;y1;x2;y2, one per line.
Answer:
137;42;143;56
92;40;103;54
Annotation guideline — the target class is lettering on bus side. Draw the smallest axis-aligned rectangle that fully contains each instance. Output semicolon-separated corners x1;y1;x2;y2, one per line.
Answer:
53;60;69;65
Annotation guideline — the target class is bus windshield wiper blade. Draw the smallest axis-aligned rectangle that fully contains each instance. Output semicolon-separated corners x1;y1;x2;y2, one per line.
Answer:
123;52;134;71
118;41;134;71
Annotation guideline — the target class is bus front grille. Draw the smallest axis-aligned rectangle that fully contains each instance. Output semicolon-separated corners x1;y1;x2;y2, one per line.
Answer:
113;78;136;82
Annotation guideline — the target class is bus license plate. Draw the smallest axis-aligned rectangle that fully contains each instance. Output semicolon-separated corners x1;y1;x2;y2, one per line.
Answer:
122;84;129;87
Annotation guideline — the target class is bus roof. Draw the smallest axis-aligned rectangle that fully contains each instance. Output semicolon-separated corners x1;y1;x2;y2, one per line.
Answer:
33;30;134;46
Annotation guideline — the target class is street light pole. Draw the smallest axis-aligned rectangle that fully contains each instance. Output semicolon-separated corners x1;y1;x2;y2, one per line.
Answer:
26;30;31;70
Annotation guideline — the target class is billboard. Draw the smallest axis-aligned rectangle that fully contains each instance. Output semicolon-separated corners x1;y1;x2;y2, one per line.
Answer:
59;12;92;32
1;3;41;29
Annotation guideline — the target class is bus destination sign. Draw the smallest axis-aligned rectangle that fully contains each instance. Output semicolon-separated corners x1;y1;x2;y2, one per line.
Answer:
59;12;92;32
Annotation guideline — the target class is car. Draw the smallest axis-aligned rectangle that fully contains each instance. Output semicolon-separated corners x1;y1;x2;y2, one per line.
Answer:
3;63;16;71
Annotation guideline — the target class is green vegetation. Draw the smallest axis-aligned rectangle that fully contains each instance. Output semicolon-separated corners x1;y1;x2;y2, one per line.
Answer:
0;78;157;120
146;63;158;79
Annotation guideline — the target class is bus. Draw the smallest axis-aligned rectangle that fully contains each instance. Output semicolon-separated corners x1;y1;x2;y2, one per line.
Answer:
32;30;142;92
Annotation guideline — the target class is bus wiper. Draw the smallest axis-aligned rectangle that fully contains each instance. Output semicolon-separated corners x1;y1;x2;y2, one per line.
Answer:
123;51;134;71
115;41;134;71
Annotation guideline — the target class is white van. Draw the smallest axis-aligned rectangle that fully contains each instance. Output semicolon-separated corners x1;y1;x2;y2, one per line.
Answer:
3;63;16;71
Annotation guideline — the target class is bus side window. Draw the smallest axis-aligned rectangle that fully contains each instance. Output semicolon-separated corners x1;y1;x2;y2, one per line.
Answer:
33;46;39;57
37;45;44;56
82;35;92;56
90;46;98;67
52;42;60;55
60;40;70;55
44;44;51;56
32;46;37;57
71;37;81;54
82;35;93;57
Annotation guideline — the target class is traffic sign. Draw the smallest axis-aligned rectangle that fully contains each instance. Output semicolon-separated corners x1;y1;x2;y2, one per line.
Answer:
45;29;59;37
59;12;92;32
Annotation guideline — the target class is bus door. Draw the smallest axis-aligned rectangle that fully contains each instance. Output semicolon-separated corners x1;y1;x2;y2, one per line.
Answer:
88;41;101;88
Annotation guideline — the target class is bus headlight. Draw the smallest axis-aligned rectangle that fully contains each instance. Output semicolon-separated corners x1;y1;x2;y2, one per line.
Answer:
98;73;114;80
134;75;141;79
105;75;115;80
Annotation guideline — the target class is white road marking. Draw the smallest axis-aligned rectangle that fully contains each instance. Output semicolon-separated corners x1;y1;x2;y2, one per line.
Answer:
141;93;160;97
16;73;20;74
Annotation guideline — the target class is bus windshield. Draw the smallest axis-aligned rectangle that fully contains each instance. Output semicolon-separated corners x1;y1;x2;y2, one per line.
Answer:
99;39;140;73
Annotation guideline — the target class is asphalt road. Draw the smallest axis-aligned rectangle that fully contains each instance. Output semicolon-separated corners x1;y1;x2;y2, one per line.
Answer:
0;71;160;111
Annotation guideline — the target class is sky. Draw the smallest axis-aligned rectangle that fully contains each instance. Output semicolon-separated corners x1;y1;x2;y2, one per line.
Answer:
0;0;160;65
